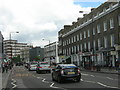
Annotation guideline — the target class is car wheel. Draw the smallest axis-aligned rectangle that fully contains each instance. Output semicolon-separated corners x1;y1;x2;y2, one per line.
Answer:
36;70;39;74
57;76;62;83
52;74;55;81
75;77;80;82
48;70;51;73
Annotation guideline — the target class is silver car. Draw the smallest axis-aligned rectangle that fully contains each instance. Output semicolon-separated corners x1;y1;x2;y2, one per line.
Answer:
28;63;37;71
36;62;51;73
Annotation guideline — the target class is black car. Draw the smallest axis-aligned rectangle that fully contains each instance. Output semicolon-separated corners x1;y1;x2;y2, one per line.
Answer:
16;62;23;66
51;64;81;83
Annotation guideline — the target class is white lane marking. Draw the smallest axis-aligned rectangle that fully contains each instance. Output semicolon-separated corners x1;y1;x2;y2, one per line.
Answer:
106;77;118;81
97;82;119;89
81;79;84;81
11;79;17;88
50;83;59;88
81;73;95;77
90;75;95;77
81;73;89;76
82;79;119;89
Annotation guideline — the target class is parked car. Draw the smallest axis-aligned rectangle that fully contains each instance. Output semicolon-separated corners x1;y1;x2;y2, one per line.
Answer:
36;62;51;74
28;62;37;71
51;64;81;83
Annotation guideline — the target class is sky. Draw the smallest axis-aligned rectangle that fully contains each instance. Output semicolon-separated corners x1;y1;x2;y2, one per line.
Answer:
0;0;107;47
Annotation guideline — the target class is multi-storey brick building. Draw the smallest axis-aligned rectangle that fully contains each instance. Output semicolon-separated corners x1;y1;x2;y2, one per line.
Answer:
58;2;120;69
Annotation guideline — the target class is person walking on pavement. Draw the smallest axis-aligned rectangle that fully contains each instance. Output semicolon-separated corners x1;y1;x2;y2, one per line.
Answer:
2;63;5;73
5;63;8;73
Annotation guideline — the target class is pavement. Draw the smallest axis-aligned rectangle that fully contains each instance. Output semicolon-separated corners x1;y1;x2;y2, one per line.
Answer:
0;68;12;90
80;67;119;74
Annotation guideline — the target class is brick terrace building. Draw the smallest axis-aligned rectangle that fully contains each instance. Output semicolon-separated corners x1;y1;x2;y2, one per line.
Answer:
58;2;120;69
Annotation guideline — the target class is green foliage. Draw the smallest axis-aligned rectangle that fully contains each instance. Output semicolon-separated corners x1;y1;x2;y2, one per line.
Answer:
12;55;21;63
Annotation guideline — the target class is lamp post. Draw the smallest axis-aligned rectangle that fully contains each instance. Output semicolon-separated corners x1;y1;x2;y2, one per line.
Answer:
42;38;51;65
79;10;94;70
9;31;19;58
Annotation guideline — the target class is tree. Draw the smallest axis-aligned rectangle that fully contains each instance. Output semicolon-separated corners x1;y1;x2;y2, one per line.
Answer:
12;55;21;63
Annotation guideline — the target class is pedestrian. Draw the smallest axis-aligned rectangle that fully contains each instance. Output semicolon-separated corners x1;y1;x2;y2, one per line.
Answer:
5;63;8;73
108;63;112;71
2;63;5;73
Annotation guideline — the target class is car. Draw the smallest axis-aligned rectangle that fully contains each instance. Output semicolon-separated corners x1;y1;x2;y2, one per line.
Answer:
28;62;37;71
16;62;23;66
51;64;81;83
36;62;51;74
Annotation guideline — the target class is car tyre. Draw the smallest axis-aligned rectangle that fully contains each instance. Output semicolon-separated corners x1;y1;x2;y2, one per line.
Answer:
52;74;55;81
57;76;62;83
75;77;80;82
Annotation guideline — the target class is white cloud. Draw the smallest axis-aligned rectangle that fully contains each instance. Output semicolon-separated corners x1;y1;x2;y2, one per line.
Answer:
0;0;92;46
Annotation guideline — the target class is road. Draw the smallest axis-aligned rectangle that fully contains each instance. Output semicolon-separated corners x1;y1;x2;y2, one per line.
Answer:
6;66;119;90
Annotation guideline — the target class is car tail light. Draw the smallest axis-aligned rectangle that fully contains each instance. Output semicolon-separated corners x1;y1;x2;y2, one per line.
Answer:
48;66;51;68
38;67;42;68
78;68;80;73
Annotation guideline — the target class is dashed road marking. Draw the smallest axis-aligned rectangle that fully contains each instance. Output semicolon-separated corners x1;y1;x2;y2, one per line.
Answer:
106;77;118;81
81;79;119;89
97;82;119;89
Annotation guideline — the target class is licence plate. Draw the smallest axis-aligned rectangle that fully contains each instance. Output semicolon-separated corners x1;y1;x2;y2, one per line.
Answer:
68;72;75;74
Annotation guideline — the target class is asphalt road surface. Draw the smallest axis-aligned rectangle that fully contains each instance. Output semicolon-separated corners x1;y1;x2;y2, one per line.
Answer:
6;66;119;90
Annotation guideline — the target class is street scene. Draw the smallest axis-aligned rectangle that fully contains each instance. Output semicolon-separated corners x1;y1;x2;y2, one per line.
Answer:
0;0;120;90
4;65;119;89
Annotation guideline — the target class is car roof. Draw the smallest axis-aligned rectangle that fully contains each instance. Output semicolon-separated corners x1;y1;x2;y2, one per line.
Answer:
58;64;77;68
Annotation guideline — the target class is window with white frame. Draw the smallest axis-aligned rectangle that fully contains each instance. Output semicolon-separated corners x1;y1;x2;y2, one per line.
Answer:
88;42;90;51
84;43;86;50
67;48;68;55
72;37;73;43
88;30;90;37
104;37;107;48
98;39;101;49
84;31;86;38
110;18;114;29
80;33;82;40
72;46;74;53
103;21;107;31
74;46;76;53
69;48;71;55
77;45;79;52
63;41;64;46
97;24;100;33
93;40;96;50
110;34;115;47
93;27;95;35
118;15;120;26
77;35;79;41
80;44;82;51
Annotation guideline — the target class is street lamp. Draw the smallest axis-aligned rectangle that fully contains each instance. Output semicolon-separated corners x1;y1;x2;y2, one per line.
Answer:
42;38;51;65
9;31;19;58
